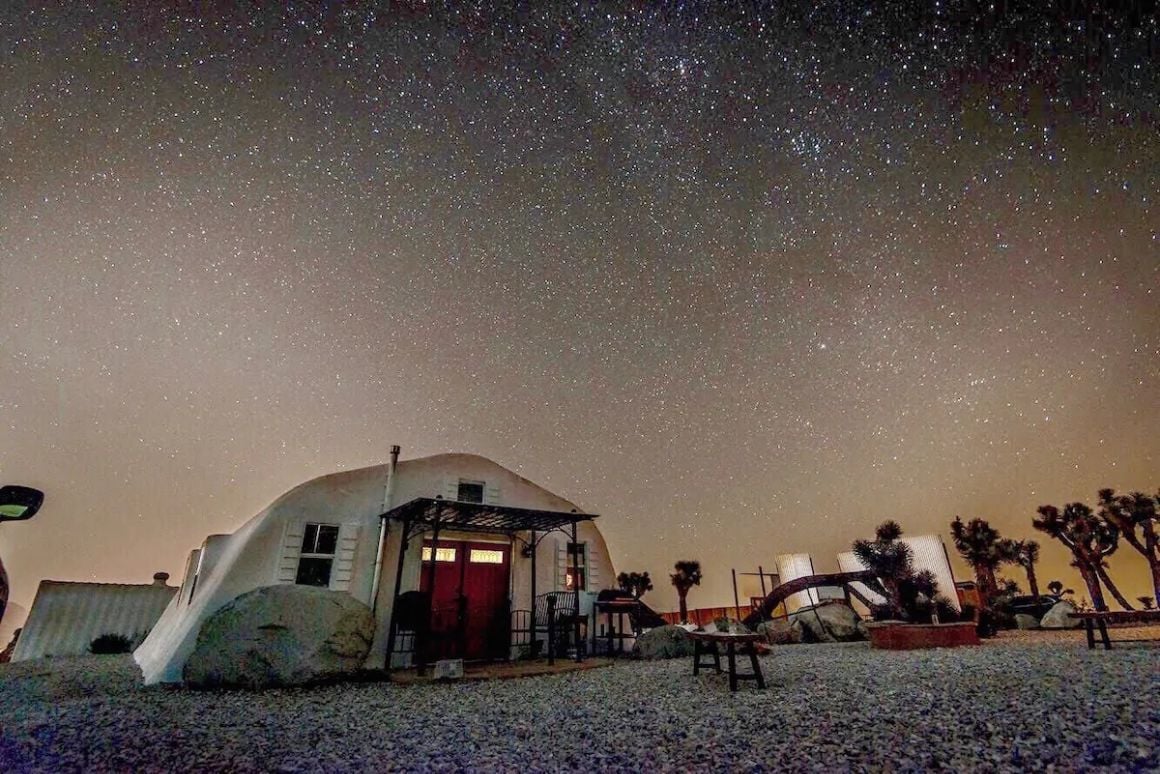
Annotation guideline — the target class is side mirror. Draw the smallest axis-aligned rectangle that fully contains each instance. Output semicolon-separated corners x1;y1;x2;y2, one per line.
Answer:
0;486;44;522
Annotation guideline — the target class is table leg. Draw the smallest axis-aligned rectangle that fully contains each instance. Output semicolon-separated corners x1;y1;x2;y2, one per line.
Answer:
1098;619;1112;650
1085;618;1094;649
747;643;766;689
693;640;702;675
727;642;738;692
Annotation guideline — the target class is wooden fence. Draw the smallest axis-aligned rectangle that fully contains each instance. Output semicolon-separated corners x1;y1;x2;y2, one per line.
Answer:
659;606;752;626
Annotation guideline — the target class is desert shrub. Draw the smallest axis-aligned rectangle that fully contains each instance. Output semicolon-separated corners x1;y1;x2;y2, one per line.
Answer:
933;596;959;623
975;608;1000;638
89;633;133;654
853;522;948;622
989;586;1019;630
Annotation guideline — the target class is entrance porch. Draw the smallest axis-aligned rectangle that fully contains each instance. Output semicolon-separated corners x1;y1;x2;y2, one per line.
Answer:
380;497;598;673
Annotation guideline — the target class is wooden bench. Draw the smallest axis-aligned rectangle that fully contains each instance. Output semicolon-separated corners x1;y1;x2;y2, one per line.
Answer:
688;630;766;691
1069;610;1160;650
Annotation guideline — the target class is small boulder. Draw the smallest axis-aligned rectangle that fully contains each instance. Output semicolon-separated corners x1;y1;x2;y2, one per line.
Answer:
1015;613;1040;630
756;619;800;645
791;615;819;643
184;585;375;688
789;601;866;642
1039;600;1082;629
631;625;695;660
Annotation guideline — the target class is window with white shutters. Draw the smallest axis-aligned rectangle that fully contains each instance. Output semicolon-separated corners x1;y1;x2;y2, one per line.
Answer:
565;542;587;591
296;523;339;587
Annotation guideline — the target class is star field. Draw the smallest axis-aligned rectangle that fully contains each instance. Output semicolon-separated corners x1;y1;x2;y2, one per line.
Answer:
1;2;1157;615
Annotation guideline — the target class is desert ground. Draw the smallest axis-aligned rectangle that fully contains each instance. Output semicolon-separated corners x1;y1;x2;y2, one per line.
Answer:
3;629;1158;772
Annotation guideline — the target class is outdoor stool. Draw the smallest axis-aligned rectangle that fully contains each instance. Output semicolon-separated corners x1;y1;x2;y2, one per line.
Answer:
689;631;766;692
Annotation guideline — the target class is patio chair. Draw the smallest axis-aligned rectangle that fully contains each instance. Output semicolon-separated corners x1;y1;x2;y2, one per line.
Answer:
511;591;586;663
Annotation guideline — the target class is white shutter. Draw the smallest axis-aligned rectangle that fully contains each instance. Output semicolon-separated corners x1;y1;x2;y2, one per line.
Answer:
555;539;567;591
443;476;459;500
276;522;306;583
484;482;500;505
586;543;599;590
329;523;360;592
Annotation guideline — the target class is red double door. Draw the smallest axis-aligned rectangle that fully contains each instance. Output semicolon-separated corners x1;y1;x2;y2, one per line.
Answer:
420;540;511;660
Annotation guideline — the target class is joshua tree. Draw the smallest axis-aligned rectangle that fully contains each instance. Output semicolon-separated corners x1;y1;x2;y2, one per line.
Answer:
1004;539;1042;600
1137;596;1155;610
1034;502;1133;612
670;560;702;623
1097;488;1160;600
616;571;654;600
851;520;943;621
950;517;1009;605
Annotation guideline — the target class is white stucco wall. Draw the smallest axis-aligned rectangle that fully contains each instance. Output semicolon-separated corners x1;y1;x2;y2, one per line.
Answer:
136;453;615;684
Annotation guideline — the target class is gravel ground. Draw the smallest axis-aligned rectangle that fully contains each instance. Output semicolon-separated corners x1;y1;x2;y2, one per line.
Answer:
2;631;1158;772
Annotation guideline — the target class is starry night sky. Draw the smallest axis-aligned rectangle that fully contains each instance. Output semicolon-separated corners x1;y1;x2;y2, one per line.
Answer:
2;2;1157;619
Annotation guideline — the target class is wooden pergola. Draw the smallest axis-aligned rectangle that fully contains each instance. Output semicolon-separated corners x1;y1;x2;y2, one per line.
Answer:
380;497;597;671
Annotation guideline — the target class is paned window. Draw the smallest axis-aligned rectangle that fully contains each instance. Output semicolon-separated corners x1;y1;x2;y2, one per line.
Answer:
469;548;504;564
457;480;484;504
296;523;339;587
565;542;587;591
421;546;458;562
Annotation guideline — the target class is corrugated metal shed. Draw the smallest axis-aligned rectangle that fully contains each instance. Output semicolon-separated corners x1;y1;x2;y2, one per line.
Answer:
12;579;176;661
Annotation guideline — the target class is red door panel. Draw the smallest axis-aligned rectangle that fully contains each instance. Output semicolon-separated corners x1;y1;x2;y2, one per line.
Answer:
462;542;510;659
420;541;510;660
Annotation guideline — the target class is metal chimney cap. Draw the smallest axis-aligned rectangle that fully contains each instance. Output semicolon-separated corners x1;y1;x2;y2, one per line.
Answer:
152;572;170;585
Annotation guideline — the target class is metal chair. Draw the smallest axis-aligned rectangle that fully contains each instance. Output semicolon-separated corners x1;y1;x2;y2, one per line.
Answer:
511;591;585;663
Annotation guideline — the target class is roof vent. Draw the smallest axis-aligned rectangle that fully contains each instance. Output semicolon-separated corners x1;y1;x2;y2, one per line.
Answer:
153;572;170;586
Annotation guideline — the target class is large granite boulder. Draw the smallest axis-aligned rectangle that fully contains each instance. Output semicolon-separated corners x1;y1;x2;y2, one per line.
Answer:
184;585;375;688
1039;600;1081;629
631;625;695;660
756;619;801;645
789;601;866;642
1015;613;1041;630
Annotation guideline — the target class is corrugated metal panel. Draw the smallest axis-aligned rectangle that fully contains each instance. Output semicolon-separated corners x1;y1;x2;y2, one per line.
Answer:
12;581;177;662
905;535;961;612
774;553;819;613
837;551;884;616
837;535;961;614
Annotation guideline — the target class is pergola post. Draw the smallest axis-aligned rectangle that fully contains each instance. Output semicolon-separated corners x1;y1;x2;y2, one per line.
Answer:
417;516;442;675
571;520;581;663
732;568;740;618
456;537;468;659
384;515;411;670
529;529;537;657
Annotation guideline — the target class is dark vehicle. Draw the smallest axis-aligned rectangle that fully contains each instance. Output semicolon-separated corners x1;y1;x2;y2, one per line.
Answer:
1009;594;1059;619
0;485;46;625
